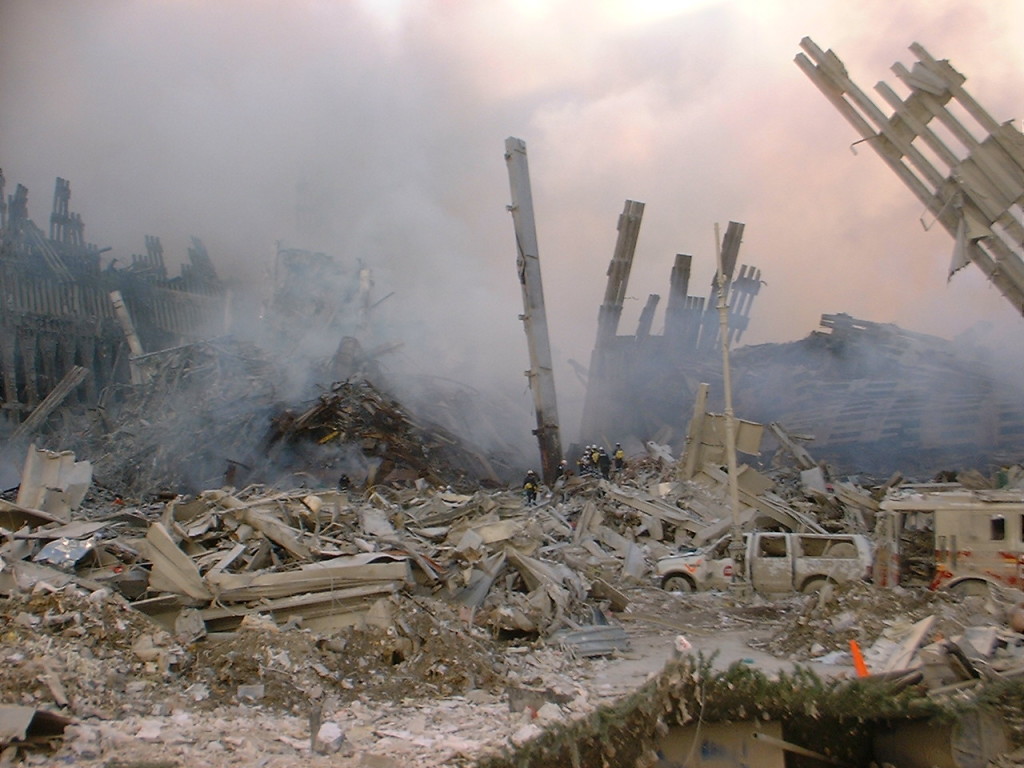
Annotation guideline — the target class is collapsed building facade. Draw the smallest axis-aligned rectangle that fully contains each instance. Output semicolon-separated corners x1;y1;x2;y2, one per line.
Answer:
573;40;1024;478
733;313;1024;476
0;170;225;430
2;41;1024;768
576;210;762;448
797;39;1024;317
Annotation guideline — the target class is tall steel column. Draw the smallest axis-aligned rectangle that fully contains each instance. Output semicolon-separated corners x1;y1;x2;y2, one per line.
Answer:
504;137;563;484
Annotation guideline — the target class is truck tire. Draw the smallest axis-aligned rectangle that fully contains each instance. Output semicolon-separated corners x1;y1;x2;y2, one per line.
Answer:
948;579;993;599
801;577;832;594
662;574;695;593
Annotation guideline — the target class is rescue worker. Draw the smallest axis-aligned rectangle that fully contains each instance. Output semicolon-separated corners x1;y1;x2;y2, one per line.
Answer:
597;447;611;479
523;469;539;506
554;459;571;502
613;443;626;472
577;448;592;476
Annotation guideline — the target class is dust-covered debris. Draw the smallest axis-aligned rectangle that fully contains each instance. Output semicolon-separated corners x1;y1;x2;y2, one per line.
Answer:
0;579;673;767
190;596;510;710
750;581;980;660
3;331;1024;767
0;587;186;717
35;338;512;500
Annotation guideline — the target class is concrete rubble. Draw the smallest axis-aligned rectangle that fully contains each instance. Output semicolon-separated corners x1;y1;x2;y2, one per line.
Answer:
4;54;1024;764
2;311;1024;767
0;246;1022;768
2;417;1024;766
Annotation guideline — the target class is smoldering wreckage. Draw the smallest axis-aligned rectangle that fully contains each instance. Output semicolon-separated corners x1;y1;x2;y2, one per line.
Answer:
3;42;1024;768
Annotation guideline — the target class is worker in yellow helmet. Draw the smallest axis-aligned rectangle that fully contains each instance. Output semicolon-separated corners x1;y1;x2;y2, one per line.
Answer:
523;469;539;506
613;443;626;475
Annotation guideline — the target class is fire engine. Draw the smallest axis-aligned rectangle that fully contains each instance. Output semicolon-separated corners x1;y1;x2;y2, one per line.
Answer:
875;486;1024;595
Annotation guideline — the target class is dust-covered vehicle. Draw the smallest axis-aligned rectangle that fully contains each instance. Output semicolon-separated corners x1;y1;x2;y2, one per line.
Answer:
875;487;1024;596
656;531;873;594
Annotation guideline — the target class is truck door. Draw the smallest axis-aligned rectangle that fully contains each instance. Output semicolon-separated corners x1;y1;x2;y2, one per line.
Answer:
937;505;1022;588
960;510;1012;587
749;533;793;592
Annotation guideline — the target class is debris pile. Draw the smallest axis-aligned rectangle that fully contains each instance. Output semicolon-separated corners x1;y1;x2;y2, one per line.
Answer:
264;379;500;490
2;472;664;645
2;280;1024;767
0;584;570;765
3;455;1024;766
35;337;512;499
0;587;171;717
732;313;1024;477
753;581;980;660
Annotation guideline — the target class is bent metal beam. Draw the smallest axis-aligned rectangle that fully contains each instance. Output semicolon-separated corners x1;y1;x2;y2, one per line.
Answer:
797;38;1024;315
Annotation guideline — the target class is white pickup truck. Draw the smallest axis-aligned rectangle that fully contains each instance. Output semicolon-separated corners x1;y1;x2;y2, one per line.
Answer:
656;531;873;594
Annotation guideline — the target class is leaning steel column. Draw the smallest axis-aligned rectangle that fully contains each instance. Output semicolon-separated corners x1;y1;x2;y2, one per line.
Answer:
578;199;645;443
504;137;563;484
109;290;147;385
595;200;645;347
795;38;1024;314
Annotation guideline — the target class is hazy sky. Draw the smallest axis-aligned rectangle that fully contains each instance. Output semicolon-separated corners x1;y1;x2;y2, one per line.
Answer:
2;0;1022;437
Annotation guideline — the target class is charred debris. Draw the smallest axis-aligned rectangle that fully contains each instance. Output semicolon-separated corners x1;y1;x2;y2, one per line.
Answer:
0;171;522;497
2;177;1024;765
4;434;1024;765
2;38;1024;767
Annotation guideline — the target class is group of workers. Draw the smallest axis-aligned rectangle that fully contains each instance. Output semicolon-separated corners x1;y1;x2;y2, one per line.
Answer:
576;443;625;479
521;442;626;505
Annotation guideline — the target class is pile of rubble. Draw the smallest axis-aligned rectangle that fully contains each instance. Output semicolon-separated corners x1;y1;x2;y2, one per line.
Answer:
263;378;501;490
0;586;509;716
0;579;590;766
1;445;702;649
3;414;1024;765
0;436;724;763
28;337;515;499
753;581;976;660
0;448;699;765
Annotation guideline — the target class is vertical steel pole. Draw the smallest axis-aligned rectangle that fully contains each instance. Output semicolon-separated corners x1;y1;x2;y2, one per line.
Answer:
715;223;747;596
504;137;563;484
